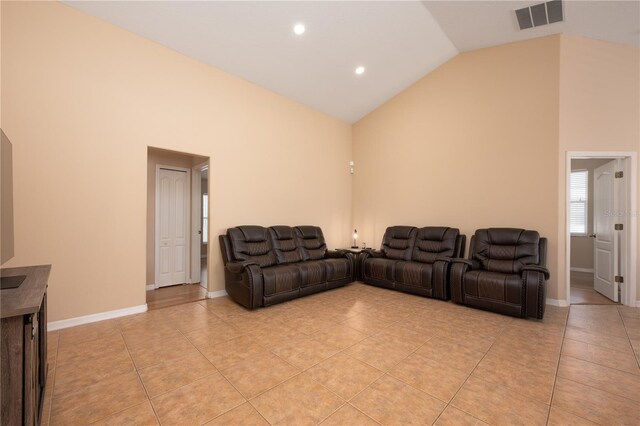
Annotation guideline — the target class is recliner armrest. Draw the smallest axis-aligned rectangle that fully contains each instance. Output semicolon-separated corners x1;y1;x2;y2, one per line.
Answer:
325;249;348;258
435;256;453;263
451;258;480;269
362;249;384;258
226;260;259;274
521;265;550;280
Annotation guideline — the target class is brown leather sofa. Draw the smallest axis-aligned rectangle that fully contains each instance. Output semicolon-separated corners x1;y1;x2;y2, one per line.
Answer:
359;226;465;300
219;225;355;309
450;228;549;319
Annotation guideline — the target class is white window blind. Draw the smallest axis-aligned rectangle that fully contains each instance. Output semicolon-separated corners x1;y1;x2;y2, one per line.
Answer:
202;194;209;244
570;170;588;235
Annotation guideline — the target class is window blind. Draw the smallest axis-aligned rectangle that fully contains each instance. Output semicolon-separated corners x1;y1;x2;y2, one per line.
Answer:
570;170;588;235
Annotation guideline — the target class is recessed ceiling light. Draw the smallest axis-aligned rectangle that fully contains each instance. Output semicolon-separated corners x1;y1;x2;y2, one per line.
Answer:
355;66;365;75
293;23;305;35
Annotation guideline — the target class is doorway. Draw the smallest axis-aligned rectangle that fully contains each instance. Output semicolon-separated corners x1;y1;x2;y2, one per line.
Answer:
146;147;210;309
566;152;637;307
191;163;209;291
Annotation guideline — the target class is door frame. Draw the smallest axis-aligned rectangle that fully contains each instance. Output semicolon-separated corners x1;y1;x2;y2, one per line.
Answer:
155;164;191;289
191;162;208;286
565;151;637;307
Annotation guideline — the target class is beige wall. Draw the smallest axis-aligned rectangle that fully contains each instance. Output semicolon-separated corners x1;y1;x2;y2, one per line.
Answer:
569;159;611;271
146;147;207;286
1;2;352;321
353;36;561;296
558;35;640;302
3;2;638;322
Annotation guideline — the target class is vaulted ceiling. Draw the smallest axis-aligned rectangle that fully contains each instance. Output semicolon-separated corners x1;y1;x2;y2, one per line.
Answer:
65;1;639;123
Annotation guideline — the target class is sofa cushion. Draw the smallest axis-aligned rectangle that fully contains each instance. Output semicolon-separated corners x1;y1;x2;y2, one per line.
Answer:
394;261;433;288
464;270;522;305
269;226;304;264
412;227;459;264
363;257;396;281
263;264;301;296
324;258;351;282
381;226;417;260
295;226;327;260
295;261;327;287
228;226;277;268
473;228;540;275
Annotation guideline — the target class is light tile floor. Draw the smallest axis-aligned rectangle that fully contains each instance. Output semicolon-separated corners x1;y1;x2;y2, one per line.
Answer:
570;271;618;305
44;282;640;425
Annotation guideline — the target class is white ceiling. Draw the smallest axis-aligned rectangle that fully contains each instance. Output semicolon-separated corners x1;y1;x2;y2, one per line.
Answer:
65;1;639;123
424;0;640;52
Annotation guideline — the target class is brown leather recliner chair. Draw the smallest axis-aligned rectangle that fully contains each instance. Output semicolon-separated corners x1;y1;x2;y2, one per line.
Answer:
219;225;355;309
450;228;549;319
359;226;466;300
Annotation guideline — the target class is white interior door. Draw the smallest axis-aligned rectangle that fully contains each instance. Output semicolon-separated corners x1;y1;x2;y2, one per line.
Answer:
156;167;189;287
593;160;618;301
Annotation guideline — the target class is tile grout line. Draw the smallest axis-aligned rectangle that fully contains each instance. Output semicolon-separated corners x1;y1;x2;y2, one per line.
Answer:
430;317;511;426
544;306;570;426
175;308;262;426
119;323;164;426
71;325;162;426
617;306;640;370
548;306;640;425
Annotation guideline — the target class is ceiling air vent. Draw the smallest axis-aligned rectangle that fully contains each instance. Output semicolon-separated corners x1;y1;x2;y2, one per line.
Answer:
515;0;564;30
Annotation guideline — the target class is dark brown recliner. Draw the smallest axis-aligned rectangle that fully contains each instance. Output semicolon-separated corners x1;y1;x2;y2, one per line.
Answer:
219;225;355;309
450;228;550;319
359;226;465;300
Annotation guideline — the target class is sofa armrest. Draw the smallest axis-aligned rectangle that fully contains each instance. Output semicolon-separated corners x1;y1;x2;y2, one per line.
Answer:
450;259;479;304
451;258;480;269
226;260;259;274
522;268;547;319
521;265;550;280
362;249;384;258
432;257;454;300
325;249;348;259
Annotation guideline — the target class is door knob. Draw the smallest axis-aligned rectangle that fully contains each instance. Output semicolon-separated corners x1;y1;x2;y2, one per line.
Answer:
588;234;596;238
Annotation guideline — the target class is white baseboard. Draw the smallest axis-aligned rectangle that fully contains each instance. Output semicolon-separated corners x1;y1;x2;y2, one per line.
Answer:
48;304;148;331
546;298;570;307
570;267;594;273
207;290;227;299
145;284;156;291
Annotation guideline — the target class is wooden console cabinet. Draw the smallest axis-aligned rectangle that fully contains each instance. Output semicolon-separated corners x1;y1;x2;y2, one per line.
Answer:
1;265;51;426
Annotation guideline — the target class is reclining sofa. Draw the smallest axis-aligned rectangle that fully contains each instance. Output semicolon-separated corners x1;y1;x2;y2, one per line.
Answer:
219;225;355;309
359;226;465;300
450;228;549;319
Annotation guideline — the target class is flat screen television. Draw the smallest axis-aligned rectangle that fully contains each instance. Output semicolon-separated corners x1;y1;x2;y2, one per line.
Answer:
1;129;26;289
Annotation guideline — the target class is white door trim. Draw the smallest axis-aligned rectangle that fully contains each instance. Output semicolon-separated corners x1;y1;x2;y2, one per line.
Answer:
191;163;207;285
155;164;191;287
565;152;637;307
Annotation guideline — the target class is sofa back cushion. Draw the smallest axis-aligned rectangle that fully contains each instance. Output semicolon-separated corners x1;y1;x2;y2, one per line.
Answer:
412;227;460;264
381;226;417;260
473;228;540;274
227;226;277;267
269;226;304;264
294;226;327;260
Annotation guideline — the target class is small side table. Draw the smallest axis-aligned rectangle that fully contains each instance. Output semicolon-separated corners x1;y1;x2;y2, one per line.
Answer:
339;248;373;281
339;247;373;253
